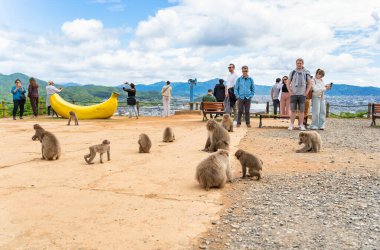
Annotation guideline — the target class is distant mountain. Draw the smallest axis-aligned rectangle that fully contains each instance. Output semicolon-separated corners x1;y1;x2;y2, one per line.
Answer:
1;73;380;103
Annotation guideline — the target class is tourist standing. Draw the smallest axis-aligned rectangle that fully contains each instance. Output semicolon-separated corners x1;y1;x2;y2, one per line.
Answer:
213;79;226;102
28;77;39;118
234;65;255;128
271;78;281;115
286;58;312;130
279;76;291;116
225;63;238;120
123;82;138;119
46;81;62;117
202;89;217;119
161;81;172;117
11;79;26;120
311;69;328;130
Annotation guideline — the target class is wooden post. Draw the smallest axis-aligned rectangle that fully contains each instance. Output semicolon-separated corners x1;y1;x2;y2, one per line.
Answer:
266;101;269;114
368;103;372;119
1;101;6;118
39;99;44;115
326;102;330;117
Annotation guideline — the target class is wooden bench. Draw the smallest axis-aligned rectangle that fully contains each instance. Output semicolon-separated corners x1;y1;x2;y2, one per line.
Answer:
258;113;310;128
201;102;225;121
371;103;380;126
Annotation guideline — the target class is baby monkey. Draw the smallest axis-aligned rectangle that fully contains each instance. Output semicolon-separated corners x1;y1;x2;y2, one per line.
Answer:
67;111;79;126
84;139;110;164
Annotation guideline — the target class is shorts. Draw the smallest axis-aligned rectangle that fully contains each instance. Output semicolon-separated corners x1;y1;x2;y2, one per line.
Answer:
290;95;306;112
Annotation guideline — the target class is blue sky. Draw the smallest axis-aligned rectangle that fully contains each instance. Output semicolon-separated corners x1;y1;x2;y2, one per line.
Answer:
0;0;380;87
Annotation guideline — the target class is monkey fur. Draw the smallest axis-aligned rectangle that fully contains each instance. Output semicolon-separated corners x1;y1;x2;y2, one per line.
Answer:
235;149;263;180
32;124;61;160
84;139;111;164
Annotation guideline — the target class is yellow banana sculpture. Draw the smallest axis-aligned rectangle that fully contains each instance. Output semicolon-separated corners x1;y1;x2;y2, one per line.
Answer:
50;92;120;119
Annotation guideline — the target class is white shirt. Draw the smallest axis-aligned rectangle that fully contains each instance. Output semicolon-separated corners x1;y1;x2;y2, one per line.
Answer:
226;72;238;89
312;78;326;97
46;85;61;95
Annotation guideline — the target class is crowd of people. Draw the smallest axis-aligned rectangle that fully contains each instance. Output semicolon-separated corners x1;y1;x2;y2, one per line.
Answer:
10;58;330;130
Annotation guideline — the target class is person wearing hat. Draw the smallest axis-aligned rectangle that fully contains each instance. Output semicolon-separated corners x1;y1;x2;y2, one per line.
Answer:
46;81;62;117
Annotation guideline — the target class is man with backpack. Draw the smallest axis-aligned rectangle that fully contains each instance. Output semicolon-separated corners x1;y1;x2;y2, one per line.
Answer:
286;58;312;131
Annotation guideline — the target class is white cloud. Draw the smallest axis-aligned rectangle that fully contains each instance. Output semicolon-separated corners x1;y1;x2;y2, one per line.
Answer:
1;0;380;87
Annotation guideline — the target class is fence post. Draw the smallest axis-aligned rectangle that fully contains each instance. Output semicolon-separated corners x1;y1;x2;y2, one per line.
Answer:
39;99;44;115
266;102;269;114
1;101;6;118
368;103;372;119
326;102;330;117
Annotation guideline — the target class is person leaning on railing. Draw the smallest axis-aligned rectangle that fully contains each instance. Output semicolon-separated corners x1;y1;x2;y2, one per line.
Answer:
10;79;26;120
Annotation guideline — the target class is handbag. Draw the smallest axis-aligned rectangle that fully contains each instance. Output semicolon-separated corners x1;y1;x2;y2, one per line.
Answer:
20;92;26;101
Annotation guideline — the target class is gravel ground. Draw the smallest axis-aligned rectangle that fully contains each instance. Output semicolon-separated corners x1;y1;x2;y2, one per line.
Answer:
195;118;380;250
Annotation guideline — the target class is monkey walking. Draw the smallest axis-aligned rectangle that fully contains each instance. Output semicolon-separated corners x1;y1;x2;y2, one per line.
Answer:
296;131;322;153
235;149;263;180
138;133;152;153
84;140;111;164
163;127;175;142
221;114;233;132
32;124;61;160
67;111;79;126
203;119;230;152
196;149;232;191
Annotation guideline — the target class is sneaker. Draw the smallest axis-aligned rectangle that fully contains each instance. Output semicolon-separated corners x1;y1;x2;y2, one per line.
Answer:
288;124;294;130
237;124;241;128
247;124;251;128
299;125;306;131
311;126;318;130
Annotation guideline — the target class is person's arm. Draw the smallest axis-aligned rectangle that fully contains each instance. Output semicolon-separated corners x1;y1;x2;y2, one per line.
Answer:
250;78;255;98
11;86;17;94
286;79;292;95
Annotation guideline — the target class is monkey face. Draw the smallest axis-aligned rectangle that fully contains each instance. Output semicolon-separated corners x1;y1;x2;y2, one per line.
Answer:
223;114;229;121
299;132;307;144
206;119;217;131
234;149;244;159
102;140;110;145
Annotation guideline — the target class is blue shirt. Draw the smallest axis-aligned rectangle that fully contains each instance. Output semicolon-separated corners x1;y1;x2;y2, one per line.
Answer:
234;76;255;99
11;86;26;101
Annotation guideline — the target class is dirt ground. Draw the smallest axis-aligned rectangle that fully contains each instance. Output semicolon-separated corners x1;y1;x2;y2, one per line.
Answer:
0;115;246;250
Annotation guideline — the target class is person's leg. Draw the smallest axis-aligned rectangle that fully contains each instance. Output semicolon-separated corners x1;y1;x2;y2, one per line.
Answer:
319;99;326;129
128;105;133;118
311;96;320;129
31;97;37;116
13;100;19;119
133;105;138;118
233;99;238;121
237;99;243;125
274;99;280;115
298;96;306;127
244;99;251;125
167;96;171;116
35;97;39;116
162;97;167;117
280;94;286;115
19;100;25;118
289;95;297;129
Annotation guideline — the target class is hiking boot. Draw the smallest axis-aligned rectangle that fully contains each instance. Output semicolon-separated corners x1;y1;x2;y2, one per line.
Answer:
13;117;16;120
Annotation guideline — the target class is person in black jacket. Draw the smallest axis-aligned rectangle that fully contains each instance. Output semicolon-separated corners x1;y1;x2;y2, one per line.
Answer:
123;82;138;119
213;79;226;102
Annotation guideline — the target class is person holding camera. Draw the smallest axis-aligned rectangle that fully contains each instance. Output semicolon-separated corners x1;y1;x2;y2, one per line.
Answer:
123;82;138;119
11;79;26;120
311;69;331;130
46;81;62;117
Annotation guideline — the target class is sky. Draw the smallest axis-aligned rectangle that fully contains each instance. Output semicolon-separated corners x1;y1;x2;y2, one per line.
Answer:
0;0;380;87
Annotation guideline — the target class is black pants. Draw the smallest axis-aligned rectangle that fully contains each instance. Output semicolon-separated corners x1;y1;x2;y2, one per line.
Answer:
47;106;58;117
237;98;251;125
273;99;280;115
13;100;25;118
30;97;39;116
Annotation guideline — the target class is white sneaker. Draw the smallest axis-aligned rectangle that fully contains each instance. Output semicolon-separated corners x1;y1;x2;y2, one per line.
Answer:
288;124;294;130
299;125;306;131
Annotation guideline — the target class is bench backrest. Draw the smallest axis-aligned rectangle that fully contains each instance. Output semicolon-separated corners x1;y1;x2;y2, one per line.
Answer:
201;102;224;111
372;103;380;114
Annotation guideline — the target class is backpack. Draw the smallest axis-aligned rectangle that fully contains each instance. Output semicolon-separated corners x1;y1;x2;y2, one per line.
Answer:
290;70;312;99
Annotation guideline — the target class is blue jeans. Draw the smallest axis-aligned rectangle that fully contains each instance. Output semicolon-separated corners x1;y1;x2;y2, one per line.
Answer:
237;98;251;125
311;96;326;129
128;105;138;118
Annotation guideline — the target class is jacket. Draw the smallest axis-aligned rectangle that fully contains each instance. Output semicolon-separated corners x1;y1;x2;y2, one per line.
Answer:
234;76;255;99
213;83;226;102
11;86;26;101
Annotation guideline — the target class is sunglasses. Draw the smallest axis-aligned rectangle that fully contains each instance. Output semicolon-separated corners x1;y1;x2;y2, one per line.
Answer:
242;70;248;72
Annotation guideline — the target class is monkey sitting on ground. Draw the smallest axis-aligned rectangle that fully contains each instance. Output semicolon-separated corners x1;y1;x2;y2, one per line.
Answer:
221;114;233;132
195;149;232;191
84;140;110;164
235;149;263;180
138;133;152;153
163;127;175;142
67;111;79;126
202;119;230;152
32;124;61;160
296;131;322;153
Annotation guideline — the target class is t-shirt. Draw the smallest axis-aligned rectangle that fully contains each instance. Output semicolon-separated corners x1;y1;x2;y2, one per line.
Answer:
202;94;217;102
271;84;281;100
226;72;238;89
289;69;311;95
